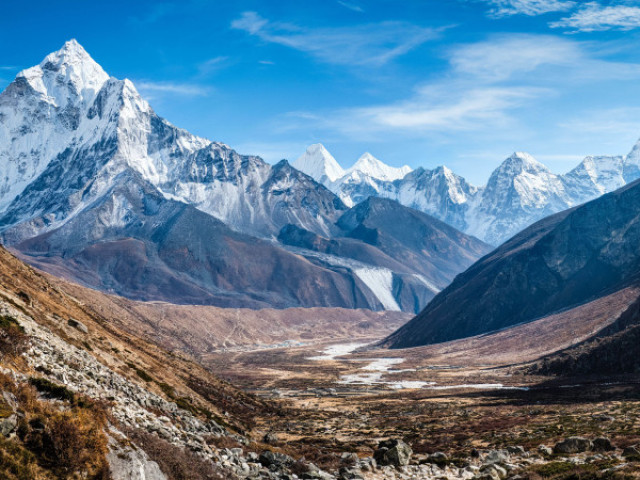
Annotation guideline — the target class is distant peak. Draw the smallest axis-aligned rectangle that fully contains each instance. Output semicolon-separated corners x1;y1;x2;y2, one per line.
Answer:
293;143;344;183
499;152;547;172
349;152;412;181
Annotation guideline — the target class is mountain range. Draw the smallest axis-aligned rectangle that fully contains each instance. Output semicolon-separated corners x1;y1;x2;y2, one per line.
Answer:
295;143;640;245
383;176;640;348
0;40;490;313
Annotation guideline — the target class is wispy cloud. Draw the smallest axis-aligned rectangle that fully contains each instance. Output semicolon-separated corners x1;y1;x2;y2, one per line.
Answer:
231;11;439;66
197;56;229;76
449;34;579;81
479;0;575;17
337;1;364;12
448;34;640;82
135;80;211;97
551;2;640;32
0;66;16;71
276;33;640;140
340;85;543;132
258;60;275;65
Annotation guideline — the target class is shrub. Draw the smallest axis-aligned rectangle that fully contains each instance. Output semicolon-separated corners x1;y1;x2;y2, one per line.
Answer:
0;315;29;359
123;427;225;480
127;362;154;382
29;378;75;403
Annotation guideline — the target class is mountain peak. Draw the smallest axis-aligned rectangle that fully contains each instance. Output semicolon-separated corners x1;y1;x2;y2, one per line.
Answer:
349;152;411;181
496;152;548;175
17;39;109;107
293;143;345;183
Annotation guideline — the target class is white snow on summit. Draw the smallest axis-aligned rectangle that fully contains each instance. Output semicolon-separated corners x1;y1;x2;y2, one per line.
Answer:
348;152;412;182
293;143;345;183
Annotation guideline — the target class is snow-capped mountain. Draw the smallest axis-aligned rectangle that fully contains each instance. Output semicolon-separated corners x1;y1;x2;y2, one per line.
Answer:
347;152;411;181
298;143;640;245
469;152;571;245
293;143;345;184
0;40;490;312
294;146;412;207
0;40;345;243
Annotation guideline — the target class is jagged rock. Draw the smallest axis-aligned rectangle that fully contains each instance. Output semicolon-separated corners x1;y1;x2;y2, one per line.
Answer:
592;437;614;452
264;431;279;444
538;445;553;456
67;318;89;334
506;446;525;455
338;466;364;480
259;450;294;468
1;391;17;411
554;437;593;454
480;463;508;479
623;445;640;459
484;450;509;464
0;414;17;437
428;452;449;466
373;439;412;467
107;434;167;480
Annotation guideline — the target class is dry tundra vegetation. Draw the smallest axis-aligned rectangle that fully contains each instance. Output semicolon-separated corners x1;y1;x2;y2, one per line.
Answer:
0;243;639;479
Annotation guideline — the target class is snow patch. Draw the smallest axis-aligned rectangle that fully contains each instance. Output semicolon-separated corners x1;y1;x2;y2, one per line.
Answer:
354;267;400;311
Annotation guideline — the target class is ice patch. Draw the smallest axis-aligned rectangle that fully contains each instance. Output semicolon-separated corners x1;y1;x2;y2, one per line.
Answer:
354;268;400;311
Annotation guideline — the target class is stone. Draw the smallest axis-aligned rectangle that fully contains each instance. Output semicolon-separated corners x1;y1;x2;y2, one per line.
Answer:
258;450;293;468
554;437;593;454
623;445;640;459
338;466;364;480
373;439;413;467
429;452;449;465
506;446;525;455
67;318;89;334
263;431;279;444
1;391;18;411
538;445;553;456
484;450;509;464
592;437;614;452
0;414;17;437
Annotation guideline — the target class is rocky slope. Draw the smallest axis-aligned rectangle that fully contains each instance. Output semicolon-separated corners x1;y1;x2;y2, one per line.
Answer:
296;145;640;245
383;178;640;348
0;243;315;479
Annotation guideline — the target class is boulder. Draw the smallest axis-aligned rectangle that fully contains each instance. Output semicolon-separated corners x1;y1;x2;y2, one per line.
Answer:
67;318;89;334
537;445;553;456
263;431;279;445
554;437;592;454
592;437;614;452
258;450;293;468
484;450;509;464
0;414;17;437
373;439;412;467
429;452;449;465
623;445;640;459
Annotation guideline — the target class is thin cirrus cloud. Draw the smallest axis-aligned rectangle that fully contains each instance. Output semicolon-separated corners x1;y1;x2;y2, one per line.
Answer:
197;56;230;76
551;2;640;32
230;11;439;66
448;34;640;82
279;34;640;139
135;80;211;97
478;0;575;17
337;1;364;12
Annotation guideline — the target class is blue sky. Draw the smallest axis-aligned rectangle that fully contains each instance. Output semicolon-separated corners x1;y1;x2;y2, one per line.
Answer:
2;0;640;184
